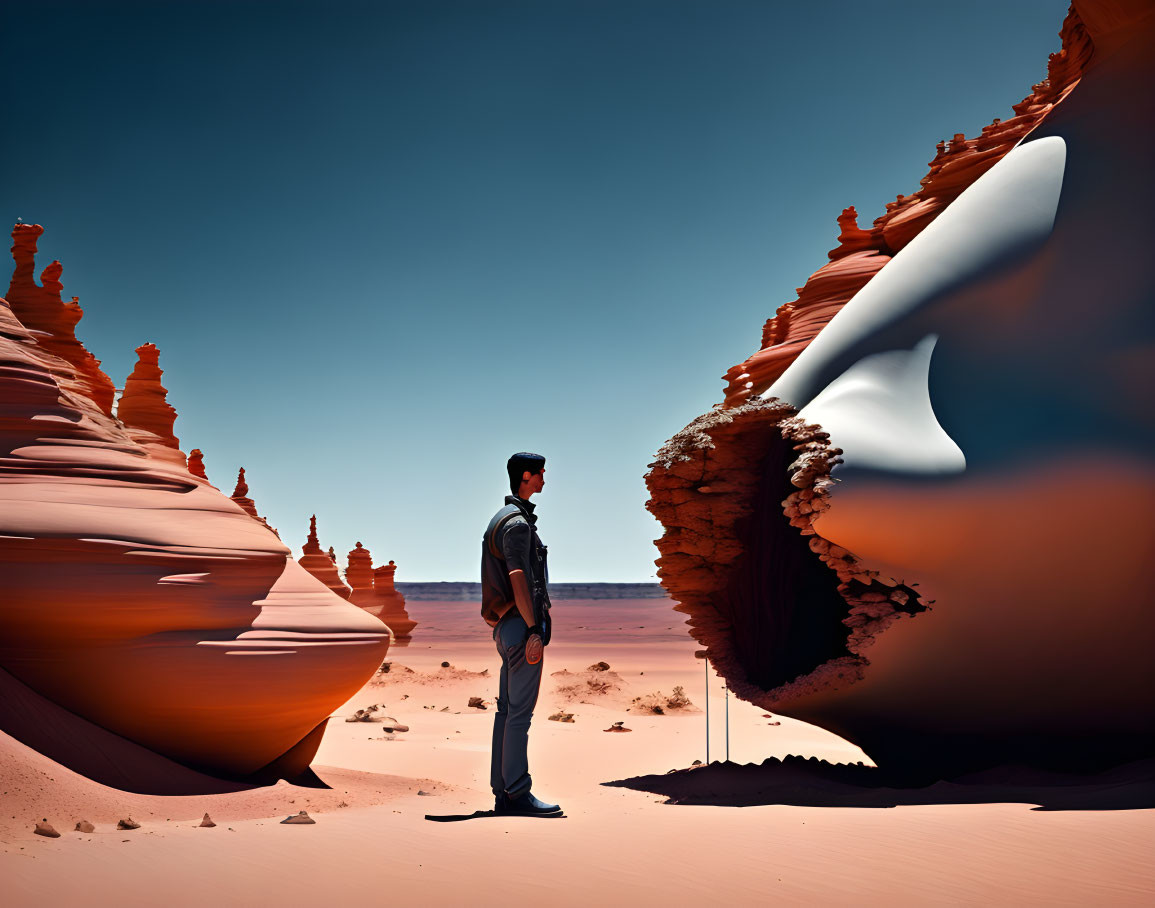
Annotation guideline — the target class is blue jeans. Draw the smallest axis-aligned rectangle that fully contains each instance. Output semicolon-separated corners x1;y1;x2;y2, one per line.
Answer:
490;611;542;799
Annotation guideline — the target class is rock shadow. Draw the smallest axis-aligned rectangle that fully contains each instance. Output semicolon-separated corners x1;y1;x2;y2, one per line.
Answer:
604;755;1155;811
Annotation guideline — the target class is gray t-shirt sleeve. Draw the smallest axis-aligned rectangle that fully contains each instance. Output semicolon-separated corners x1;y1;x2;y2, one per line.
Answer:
500;517;533;576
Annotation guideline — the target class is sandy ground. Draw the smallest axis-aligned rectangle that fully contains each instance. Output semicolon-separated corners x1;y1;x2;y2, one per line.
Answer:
2;598;1153;906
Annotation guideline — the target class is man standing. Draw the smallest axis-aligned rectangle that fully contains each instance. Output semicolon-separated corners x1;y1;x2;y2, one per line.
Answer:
480;452;559;816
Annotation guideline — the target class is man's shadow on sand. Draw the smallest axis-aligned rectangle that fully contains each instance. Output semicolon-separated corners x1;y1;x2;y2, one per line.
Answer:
604;755;1155;811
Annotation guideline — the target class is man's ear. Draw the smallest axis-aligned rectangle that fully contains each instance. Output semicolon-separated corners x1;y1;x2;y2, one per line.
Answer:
522;471;532;482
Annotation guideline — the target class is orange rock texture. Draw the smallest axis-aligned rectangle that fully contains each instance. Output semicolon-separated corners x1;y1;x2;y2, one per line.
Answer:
116;342;186;472
0;224;390;779
230;466;279;537
342;543;416;639
373;561;417;640
187;448;209;481
6;224;116;416
345;542;375;596
298;515;352;600
646;1;1155;773
720;8;1092;407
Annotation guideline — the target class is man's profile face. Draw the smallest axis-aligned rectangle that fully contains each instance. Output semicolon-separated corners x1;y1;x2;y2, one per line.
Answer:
522;468;545;495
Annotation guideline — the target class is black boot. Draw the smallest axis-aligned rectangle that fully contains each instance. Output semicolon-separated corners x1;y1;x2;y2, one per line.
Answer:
499;791;561;815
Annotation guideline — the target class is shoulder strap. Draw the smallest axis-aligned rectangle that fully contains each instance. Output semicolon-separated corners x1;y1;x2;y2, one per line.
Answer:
486;505;523;560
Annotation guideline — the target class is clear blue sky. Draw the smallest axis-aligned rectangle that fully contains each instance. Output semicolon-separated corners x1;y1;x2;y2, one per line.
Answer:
2;0;1070;580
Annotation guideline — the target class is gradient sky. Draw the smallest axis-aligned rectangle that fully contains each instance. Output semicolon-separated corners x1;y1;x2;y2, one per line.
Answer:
2;0;1070;581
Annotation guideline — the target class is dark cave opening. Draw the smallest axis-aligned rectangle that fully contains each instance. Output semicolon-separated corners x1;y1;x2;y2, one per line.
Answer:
715;429;853;692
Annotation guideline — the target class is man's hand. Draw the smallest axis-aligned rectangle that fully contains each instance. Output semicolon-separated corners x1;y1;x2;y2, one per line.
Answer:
525;625;544;665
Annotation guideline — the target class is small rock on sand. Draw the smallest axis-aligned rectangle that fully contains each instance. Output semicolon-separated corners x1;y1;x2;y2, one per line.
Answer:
468;697;487;709
34;819;61;838
587;661;611;672
74;820;95;833
281;811;315;825
417;790;434;796
441;661;451;668
604;721;632;733
549;711;575;723
383;723;409;733
199;813;216;828
117;818;141;830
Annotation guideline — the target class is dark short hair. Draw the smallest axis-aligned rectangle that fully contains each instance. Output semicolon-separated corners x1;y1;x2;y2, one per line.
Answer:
507;452;546;494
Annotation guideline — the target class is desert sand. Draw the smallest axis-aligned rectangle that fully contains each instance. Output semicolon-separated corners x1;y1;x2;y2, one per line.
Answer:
2;597;1152;907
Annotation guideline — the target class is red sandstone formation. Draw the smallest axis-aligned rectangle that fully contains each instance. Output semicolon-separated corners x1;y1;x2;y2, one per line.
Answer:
647;401;922;706
720;8;1093;407
345;542;375;595
116;343;186;471
6;224;116;415
298;515;352;600
230;467;279;537
118;344;179;448
187;448;208;481
343;544;416;638
0;224;389;781
646;1;1155;773
373;561;417;639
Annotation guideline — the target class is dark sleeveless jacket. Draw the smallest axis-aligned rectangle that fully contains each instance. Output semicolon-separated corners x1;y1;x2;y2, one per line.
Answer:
480;495;551;641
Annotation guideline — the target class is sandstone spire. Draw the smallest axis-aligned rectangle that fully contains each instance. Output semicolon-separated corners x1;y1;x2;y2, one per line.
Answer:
187;448;208;481
117;343;180;449
230;467;279;537
345;542;375;595
298;515;351;600
7;224;116;414
342;542;417;639
373;560;416;640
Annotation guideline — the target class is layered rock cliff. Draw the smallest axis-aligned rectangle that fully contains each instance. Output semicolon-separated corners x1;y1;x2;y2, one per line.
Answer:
646;1;1155;773
0;224;389;782
721;7;1093;407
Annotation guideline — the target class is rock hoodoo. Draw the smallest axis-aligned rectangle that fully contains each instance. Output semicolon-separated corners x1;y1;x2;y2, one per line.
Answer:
117;343;179;448
116;342;186;471
373;561;416;640
230;467;279;537
0;223;390;781
6;224;116;415
345;542;375;597
298;515;352;600
187;448;209;481
344;545;416;639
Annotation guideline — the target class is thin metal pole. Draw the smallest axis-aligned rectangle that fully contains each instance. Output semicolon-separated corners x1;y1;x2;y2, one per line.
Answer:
725;682;730;763
704;655;710;765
